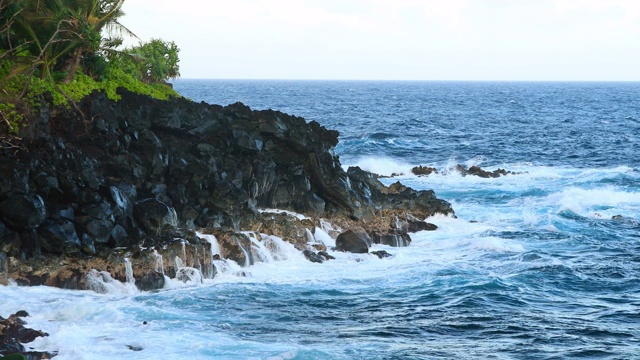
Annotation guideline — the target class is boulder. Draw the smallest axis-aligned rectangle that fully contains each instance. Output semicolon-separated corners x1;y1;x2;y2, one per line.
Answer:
133;199;178;234
412;166;438;176
336;229;371;253
371;250;393;259
0;195;46;230
303;250;324;263
135;271;165;291
38;220;82;255
407;219;437;232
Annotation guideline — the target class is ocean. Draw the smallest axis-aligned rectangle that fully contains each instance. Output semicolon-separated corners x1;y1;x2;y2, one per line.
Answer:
3;80;640;359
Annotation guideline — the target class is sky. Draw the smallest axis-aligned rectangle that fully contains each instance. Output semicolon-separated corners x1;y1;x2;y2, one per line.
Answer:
121;0;640;81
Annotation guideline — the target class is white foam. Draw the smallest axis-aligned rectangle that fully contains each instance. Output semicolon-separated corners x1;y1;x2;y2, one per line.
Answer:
314;227;335;247
349;156;414;177
85;269;138;295
546;186;640;218
258;208;308;220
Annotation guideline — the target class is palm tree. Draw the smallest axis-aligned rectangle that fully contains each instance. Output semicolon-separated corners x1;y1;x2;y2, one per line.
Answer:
58;0;137;82
2;0;135;82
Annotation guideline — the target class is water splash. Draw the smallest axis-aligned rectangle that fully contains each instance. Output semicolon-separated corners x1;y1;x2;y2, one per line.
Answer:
153;250;165;276
124;258;135;285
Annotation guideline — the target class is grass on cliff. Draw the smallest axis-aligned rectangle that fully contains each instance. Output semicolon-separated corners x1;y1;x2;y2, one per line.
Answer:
0;61;179;135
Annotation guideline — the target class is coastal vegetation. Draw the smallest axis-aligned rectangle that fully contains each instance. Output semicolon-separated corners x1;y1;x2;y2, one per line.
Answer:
0;0;180;134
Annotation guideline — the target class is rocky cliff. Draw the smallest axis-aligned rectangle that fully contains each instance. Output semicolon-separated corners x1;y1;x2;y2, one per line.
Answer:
0;88;453;291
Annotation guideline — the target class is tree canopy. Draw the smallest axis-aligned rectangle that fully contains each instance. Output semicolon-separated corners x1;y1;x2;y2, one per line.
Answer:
0;0;181;134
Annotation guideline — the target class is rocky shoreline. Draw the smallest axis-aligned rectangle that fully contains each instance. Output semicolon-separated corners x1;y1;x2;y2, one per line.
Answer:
0;89;453;356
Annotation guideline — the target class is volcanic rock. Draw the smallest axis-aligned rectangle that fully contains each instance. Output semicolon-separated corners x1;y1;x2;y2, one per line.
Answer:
336;229;372;253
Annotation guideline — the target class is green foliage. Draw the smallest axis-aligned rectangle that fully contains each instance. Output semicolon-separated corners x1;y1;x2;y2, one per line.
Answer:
0;0;182;136
129;39;180;83
0;102;25;134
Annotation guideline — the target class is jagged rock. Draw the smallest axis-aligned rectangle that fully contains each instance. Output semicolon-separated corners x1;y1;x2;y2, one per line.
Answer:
18;230;41;257
412;166;438;176
371;250;393;259
133;199;178;233
318;251;335;260
369;232;411;247
109;185;133;218
0;222;21;257
136;271;165;291
38;220;82;255
108;224;128;248
0;311;52;360
0;252;7;285
336;229;371;253
0;195;47;230
455;164;522;178
303;250;324;263
1;88;454;289
407;219;437;232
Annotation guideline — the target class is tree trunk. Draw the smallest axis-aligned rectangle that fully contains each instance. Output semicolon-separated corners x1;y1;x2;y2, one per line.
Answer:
61;48;83;84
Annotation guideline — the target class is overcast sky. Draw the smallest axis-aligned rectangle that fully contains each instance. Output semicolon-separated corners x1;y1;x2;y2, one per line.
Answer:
121;0;640;81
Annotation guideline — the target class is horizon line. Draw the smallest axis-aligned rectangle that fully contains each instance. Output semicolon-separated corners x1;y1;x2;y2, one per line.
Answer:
172;78;640;83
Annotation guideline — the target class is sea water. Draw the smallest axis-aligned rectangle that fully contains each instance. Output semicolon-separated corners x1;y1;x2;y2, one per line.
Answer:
2;81;639;359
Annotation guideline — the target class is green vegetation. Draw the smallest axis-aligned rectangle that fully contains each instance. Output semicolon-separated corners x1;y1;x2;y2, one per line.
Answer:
0;0;181;134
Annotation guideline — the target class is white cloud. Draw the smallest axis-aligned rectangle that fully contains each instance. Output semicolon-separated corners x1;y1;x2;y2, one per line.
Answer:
121;0;640;80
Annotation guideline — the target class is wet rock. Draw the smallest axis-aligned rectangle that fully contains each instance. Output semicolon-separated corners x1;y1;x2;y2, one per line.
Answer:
455;165;522;178
303;250;324;263
176;267;202;283
18;230;41;258
1;88;455;290
369;232;411;247
407;219;437;232
76;202;115;244
370;250;393;259
412;166;438;176
133;199;178;233
336;229;371;253
135;271;165;291
38;220;82;255
109;185;133;218
318;251;335;260
109;225;129;248
0;222;21;256
0;195;47;230
0;311;50;360
0;252;7;285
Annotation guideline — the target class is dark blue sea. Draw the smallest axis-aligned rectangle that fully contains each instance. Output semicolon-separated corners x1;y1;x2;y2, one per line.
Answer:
4;81;640;359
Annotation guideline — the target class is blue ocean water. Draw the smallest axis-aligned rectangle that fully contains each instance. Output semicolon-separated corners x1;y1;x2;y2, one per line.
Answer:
3;81;640;359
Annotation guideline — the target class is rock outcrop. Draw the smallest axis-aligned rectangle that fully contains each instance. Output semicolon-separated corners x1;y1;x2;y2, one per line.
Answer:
411;164;523;178
0;311;55;359
0;89;454;290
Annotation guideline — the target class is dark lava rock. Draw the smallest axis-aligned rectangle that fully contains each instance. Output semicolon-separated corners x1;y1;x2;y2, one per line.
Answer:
412;166;438;176
369;232;411;247
371;250;393;259
0;311;51;360
0;222;21;257
407;219;438;232
303;249;324;263
133;199;178;233
136;271;165;291
38;219;82;255
318;251;335;260
455;164;522;178
0;195;47;230
336;229;372;253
